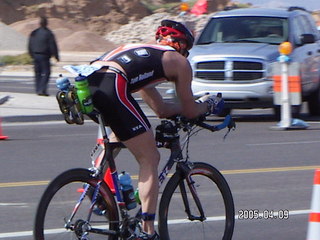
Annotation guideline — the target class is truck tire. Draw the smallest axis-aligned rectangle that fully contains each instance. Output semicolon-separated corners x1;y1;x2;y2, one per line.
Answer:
307;87;320;116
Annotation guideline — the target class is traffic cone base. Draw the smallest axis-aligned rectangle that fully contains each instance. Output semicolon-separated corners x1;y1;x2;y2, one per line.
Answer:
0;118;8;140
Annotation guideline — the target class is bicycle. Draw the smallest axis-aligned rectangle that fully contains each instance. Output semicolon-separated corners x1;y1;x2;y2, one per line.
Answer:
34;109;236;240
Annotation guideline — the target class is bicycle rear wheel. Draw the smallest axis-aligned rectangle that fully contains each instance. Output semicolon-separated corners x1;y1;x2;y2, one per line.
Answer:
34;168;119;240
158;162;234;240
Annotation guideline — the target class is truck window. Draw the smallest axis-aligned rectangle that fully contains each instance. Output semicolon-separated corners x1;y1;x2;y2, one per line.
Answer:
293;15;314;44
197;16;288;45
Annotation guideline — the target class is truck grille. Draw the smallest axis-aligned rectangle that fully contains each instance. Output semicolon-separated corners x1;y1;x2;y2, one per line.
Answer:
195;60;264;81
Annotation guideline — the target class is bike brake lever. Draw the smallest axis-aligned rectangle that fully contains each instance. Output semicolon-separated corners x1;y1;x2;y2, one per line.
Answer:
223;116;236;141
227;117;236;130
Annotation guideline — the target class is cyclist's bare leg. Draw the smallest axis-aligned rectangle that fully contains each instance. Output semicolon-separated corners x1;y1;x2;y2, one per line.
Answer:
107;130;121;157
106;129;118;142
123;129;160;235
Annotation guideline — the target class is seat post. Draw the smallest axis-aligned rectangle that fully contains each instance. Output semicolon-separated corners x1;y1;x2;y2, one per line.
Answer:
97;113;109;142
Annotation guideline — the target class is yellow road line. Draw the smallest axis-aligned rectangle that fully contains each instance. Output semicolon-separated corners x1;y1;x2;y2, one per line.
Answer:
221;165;320;175
1;165;319;188
0;180;49;188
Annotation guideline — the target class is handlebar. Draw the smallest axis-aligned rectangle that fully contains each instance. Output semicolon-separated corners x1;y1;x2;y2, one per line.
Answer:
155;114;235;147
196;115;235;132
170;114;236;132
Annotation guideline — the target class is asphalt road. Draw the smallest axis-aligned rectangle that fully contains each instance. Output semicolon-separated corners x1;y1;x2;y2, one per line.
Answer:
1;75;320;239
1;116;320;239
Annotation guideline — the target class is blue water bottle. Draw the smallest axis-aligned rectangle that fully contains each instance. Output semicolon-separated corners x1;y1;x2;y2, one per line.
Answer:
118;171;137;210
56;74;71;91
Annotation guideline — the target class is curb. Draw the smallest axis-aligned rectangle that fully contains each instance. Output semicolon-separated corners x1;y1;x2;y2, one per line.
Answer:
2;110;157;124
2;114;63;123
2;113;157;123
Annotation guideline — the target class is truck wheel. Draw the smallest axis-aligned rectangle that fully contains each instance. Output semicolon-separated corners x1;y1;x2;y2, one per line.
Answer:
307;87;320;116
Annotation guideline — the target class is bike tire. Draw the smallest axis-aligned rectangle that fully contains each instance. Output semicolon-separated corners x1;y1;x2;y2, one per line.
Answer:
34;168;119;240
158;162;234;240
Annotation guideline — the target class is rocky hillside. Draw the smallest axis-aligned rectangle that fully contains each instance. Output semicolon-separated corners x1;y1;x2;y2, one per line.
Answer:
1;0;319;53
106;12;213;45
0;0;231;52
9;17;118;52
0;0;229;36
0;0;151;35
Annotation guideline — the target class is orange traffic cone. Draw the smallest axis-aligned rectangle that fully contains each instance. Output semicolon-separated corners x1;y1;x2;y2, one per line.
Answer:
306;169;320;240
0;118;8;140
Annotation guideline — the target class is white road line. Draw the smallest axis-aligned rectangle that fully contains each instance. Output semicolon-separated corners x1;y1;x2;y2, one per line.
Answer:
247;140;320;146
0;203;27;206
0;209;311;238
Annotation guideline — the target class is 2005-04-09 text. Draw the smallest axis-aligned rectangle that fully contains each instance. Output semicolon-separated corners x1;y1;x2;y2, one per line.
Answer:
238;209;289;220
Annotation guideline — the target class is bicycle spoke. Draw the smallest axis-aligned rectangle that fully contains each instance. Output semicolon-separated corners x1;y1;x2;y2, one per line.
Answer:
159;163;234;240
174;177;225;238
45;182;108;239
34;169;119;240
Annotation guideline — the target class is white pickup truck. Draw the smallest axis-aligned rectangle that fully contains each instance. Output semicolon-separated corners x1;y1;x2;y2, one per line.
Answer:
189;7;320;117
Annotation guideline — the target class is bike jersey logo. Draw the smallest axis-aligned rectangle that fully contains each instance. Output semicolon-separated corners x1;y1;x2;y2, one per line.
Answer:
134;48;150;57
117;54;131;64
132;125;143;131
131;70;154;84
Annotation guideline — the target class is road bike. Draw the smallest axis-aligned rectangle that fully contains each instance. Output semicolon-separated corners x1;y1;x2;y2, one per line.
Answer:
34;111;236;240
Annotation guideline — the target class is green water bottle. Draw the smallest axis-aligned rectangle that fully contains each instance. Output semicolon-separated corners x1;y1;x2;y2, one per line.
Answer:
75;74;93;114
134;188;141;205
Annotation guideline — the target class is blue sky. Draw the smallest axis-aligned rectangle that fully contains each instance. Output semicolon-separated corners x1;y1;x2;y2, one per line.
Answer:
235;0;319;11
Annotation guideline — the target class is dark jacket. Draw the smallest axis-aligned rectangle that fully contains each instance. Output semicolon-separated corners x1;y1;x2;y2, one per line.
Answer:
28;27;59;61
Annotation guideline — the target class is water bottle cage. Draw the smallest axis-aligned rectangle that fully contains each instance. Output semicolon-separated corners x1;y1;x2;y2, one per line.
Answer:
56;87;84;125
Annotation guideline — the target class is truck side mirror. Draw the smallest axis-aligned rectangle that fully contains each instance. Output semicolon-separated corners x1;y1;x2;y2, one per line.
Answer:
300;34;315;44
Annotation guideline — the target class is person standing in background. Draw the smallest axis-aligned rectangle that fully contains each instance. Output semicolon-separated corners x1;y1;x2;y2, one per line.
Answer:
28;16;59;96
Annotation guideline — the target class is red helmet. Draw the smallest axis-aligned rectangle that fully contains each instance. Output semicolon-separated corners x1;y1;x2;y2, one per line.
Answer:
156;20;194;50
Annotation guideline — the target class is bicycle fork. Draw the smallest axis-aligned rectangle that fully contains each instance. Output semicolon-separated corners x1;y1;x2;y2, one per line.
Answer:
177;163;206;222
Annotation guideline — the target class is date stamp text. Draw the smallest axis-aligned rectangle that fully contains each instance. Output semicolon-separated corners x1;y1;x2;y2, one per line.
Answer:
238;209;289;220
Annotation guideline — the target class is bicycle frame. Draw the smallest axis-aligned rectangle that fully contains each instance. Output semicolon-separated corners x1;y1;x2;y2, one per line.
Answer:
93;113;195;208
66;112;233;238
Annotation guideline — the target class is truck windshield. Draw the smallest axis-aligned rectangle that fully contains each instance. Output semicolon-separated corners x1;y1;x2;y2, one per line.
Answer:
197;16;288;45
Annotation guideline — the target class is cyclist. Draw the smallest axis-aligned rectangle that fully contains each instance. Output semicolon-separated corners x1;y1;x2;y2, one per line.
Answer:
87;19;224;240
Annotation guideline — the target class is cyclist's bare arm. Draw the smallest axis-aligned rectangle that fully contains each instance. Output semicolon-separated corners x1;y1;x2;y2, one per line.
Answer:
139;87;182;118
162;51;208;119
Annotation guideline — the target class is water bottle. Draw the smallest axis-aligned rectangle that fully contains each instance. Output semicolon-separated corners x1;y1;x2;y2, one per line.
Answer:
134;188;141;205
118;171;137;210
56;74;71;91
74;74;94;114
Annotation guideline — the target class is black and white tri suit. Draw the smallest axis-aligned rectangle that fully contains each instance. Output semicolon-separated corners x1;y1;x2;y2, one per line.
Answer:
88;44;175;141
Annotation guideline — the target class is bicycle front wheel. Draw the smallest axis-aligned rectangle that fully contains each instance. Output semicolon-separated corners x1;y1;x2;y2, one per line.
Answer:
158;162;234;240
34;168;119;240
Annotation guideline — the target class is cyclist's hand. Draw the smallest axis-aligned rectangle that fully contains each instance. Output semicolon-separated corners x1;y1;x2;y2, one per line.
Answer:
197;93;224;115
